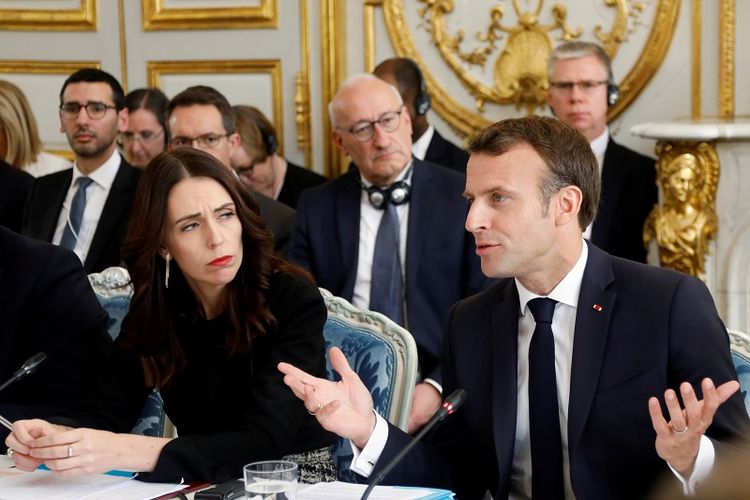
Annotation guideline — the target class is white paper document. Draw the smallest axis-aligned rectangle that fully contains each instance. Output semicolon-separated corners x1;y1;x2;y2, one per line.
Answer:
298;481;454;499
0;469;186;500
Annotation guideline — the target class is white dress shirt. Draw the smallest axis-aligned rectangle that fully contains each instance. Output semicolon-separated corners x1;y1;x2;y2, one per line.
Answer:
351;164;412;314
52;150;122;265
352;241;713;496
411;125;434;161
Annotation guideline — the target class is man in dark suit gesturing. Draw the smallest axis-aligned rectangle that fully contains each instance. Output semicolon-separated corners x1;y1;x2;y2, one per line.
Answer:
22;69;140;273
547;41;657;263
290;74;489;432
280;116;749;499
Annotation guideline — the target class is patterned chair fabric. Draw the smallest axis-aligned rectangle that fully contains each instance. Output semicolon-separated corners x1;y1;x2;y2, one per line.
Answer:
318;288;418;481
729;329;750;416
88;266;165;437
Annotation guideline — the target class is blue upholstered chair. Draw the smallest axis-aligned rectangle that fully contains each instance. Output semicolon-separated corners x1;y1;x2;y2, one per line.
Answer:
318;288;418;481
88;266;167;437
728;329;750;416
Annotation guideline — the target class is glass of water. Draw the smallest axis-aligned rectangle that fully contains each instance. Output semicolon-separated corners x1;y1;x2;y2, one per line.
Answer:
244;460;298;500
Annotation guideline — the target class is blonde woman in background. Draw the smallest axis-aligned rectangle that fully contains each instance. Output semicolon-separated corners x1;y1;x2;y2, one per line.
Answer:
0;80;69;177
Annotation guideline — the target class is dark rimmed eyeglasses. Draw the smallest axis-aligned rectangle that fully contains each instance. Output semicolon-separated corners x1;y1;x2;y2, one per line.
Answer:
337;106;404;142
59;101;118;120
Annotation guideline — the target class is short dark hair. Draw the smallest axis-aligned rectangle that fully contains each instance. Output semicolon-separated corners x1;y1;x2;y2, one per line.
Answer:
125;87;170;145
168;85;235;135
468;116;600;229
232;105;276;163
60;68;125;110
373;57;422;96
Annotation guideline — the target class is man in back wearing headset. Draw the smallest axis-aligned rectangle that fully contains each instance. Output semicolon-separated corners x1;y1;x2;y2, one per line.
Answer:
289;74;491;433
374;57;469;173
547;41;657;263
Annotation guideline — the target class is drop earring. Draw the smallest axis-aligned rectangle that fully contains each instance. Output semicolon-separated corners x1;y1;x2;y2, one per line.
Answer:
165;253;171;289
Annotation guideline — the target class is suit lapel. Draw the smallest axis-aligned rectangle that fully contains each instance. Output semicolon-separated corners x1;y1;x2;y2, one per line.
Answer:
85;158;132;272
405;160;433;301
567;243;616;453
40;170;72;240
491;280;520;491
335;170;361;299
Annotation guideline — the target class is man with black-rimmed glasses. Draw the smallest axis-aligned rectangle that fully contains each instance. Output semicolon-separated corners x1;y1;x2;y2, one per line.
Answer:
167;85;295;256
22;68;141;273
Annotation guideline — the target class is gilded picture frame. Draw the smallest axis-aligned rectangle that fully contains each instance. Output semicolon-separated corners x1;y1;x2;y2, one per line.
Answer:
147;59;283;153
142;0;277;30
0;0;96;31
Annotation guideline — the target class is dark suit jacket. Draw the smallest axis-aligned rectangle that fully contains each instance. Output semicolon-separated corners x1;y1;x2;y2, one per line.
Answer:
591;138;657;263
290;159;491;380
423;129;470;173
21;157;141;273
374;243;750;499
251;189;295;256
0;160;34;233
0;227;135;438
277;160;327;209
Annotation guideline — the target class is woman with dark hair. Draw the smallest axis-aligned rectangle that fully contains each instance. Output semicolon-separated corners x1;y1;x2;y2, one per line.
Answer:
5;147;335;483
120;87;169;169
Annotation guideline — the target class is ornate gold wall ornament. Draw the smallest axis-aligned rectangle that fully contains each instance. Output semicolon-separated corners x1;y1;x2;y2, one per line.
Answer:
321;0;347;178
0;0;96;31
643;142;719;280
298;0;313;170
719;0;735;118
142;0;277;30
380;0;679;137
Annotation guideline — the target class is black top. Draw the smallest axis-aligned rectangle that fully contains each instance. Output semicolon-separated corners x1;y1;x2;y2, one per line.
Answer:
277;160;327;209
0;160;33;233
118;271;333;483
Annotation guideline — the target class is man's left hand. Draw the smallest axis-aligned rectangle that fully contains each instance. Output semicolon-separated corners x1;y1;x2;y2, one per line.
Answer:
648;377;739;477
408;382;442;434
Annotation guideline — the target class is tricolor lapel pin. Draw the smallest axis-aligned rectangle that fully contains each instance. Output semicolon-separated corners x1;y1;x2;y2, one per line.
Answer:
593;304;603;312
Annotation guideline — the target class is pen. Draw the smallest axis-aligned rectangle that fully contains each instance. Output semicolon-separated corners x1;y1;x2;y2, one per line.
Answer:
0;414;13;431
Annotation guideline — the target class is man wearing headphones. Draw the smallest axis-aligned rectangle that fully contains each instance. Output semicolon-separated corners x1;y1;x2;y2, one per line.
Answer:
374;58;470;173
547;41;657;263
290;74;490;433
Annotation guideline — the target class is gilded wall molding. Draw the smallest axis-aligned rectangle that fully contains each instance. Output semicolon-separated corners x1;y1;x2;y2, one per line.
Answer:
0;0;96;31
0;60;100;75
118;0;129;93
321;0;347;177
719;0;735;118
364;0;384;72
296;0;313;170
378;0;680;138
142;0;277;30
644;141;719;280
147;59;283;153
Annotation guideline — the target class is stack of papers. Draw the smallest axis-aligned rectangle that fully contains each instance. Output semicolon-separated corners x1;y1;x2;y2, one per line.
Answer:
299;481;454;499
0;469;186;500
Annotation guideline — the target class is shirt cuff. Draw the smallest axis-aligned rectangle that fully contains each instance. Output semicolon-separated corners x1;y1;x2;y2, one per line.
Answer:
422;378;443;395
349;411;389;477
668;434;715;495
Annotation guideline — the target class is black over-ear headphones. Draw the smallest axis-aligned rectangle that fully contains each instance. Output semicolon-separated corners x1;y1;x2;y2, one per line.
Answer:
362;165;413;209
607;72;620;107
255;117;278;155
406;59;431;116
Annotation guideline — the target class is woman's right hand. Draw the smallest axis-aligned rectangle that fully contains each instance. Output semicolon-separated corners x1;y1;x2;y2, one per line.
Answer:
5;419;68;471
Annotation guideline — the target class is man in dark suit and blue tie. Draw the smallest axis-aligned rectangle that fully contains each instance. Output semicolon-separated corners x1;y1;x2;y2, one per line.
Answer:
280;116;749;499
289;74;490;433
22;69;140;273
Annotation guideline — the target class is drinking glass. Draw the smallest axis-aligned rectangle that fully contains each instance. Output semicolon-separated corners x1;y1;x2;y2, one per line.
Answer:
244;460;298;500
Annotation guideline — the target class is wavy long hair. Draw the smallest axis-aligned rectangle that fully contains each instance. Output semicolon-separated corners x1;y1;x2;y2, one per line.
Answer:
120;147;284;387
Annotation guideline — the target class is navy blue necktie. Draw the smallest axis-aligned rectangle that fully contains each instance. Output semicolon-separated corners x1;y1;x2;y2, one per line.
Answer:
527;297;565;499
60;177;93;250
369;202;403;325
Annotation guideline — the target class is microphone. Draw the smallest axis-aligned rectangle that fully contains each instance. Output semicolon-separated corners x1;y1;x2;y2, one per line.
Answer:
360;388;467;500
0;352;47;393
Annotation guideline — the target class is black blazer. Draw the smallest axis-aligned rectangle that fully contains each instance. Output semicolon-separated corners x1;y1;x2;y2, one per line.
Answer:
0;160;34;233
251;189;295;256
423;129;470;173
591;139;657;263
21;157;141;274
0;227;135;438
374;243;750;499
290;159;491;380
277;160;327;209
